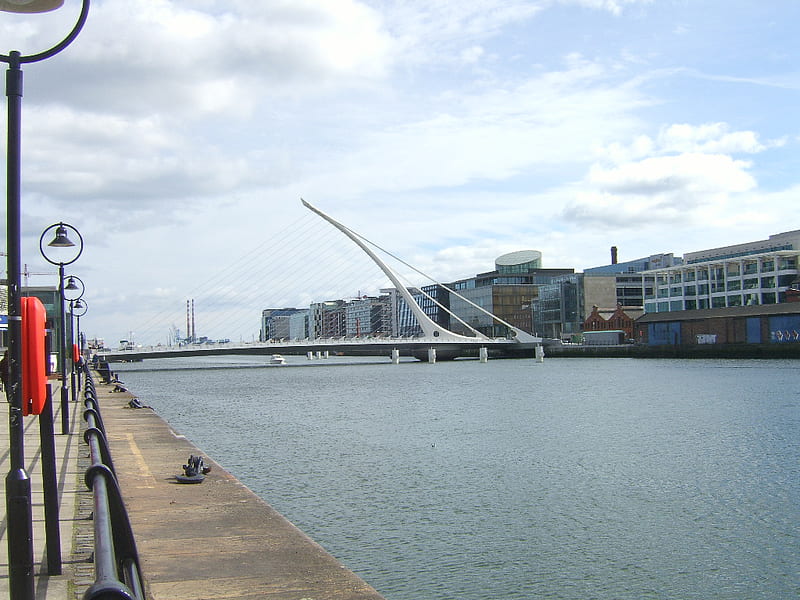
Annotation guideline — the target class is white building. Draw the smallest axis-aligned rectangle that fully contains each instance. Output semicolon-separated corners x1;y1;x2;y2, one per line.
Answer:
642;230;800;313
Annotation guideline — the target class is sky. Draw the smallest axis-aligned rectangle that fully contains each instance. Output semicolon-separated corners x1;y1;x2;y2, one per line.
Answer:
1;0;799;347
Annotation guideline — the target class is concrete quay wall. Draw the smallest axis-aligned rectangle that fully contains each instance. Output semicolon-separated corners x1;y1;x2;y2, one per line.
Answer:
93;375;385;600
546;342;800;359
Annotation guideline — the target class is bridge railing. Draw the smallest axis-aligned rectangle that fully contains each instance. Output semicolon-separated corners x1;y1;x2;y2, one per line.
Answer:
99;334;523;355
80;362;146;600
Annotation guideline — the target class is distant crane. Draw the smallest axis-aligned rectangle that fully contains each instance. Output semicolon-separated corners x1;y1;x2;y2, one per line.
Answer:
0;253;54;286
23;264;55;287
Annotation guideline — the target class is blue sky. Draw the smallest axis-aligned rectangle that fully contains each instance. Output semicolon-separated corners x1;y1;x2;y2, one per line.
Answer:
2;0;799;346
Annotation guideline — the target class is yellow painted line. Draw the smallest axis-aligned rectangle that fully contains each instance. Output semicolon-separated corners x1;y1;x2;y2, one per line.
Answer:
125;433;157;488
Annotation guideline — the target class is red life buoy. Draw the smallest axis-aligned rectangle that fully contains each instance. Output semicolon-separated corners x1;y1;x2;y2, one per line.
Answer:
21;296;47;416
73;343;81;364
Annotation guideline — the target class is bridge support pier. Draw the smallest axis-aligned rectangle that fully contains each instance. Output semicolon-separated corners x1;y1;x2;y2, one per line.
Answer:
535;345;545;362
428;348;436;364
479;347;488;363
307;352;314;360
391;349;400;364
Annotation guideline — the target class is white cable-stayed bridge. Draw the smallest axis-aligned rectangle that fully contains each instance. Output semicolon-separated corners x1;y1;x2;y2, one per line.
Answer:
102;201;556;362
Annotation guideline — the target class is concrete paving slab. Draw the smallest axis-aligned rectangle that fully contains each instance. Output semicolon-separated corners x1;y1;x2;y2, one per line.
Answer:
94;374;386;600
0;381;84;600
3;370;387;600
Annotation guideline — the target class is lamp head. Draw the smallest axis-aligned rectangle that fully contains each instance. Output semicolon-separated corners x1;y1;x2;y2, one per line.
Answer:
64;276;79;291
0;0;64;13
48;223;76;248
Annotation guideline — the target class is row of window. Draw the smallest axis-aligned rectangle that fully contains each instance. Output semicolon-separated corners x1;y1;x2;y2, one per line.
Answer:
657;257;797;284
646;290;787;312
651;275;796;299
684;244;793;264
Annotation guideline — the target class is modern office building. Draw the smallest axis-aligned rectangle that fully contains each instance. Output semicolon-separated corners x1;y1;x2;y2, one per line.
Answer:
531;273;584;340
584;250;680;276
288;310;309;340
416;284;452;332
309;300;347;339
260;308;303;341
380;251;571;338
345;295;391;337
584;251;679;310
447;251;573;337
641;230;800;313
530;252;677;340
382;288;423;337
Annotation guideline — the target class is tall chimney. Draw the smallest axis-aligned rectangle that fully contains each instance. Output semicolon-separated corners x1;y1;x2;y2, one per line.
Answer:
611;246;618;265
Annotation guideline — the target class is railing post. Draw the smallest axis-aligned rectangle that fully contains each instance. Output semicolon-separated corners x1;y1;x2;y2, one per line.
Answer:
80;365;144;600
38;384;62;575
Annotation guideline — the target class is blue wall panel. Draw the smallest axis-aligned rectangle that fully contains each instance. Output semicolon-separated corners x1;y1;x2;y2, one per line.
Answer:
768;315;800;343
746;317;761;344
648;322;681;345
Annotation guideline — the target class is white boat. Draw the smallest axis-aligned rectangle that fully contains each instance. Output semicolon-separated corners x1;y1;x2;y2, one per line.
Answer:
270;354;286;365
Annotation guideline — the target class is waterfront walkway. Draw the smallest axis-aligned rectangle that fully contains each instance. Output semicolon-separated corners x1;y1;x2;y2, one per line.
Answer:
1;375;386;599
0;380;85;599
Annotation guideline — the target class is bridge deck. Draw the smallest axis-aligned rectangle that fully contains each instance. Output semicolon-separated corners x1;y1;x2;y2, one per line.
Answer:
101;338;544;362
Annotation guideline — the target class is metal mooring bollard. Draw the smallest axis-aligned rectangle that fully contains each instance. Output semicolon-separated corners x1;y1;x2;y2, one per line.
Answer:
175;455;210;484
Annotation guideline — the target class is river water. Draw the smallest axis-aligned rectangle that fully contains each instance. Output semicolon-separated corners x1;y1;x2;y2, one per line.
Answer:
113;356;799;600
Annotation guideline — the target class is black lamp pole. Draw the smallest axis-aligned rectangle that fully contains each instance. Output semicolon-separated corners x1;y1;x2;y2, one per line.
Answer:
40;222;84;435
71;297;87;394
76;299;87;353
64;276;85;403
1;2;90;598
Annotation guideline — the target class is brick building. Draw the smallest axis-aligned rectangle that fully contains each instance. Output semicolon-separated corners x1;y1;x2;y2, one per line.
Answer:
583;304;643;340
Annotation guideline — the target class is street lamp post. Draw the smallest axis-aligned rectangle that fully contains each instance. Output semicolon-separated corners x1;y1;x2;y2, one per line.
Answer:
40;223;84;434
65;276;85;402
71;297;87;397
74;298;87;353
1;3;90;597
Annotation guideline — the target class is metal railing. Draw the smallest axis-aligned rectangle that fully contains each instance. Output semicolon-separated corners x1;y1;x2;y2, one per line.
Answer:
81;364;145;600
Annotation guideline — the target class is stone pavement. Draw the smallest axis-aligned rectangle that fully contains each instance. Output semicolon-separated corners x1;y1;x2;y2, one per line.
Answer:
0;380;88;600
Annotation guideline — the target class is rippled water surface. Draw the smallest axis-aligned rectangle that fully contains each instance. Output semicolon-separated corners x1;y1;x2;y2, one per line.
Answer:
115;356;799;600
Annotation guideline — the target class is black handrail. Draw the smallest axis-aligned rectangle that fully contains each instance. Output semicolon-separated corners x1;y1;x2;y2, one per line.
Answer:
80;363;145;600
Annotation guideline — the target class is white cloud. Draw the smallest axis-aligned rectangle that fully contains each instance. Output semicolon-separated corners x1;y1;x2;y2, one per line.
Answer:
3;1;798;346
460;45;485;64
559;121;779;231
657;123;773;155
559;0;653;16
588;153;756;196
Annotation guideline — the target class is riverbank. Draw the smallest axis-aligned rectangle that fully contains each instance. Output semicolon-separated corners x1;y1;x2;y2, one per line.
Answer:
546;342;800;359
1;373;385;600
92;374;385;599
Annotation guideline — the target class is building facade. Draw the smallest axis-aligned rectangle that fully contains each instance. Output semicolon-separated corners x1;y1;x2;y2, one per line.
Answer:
345;296;391;337
636;303;800;346
260;308;303;341
531;274;583;340
309;300;346;339
583;304;642;340
530;252;675;340
288;310;309;340
642;230;800;313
